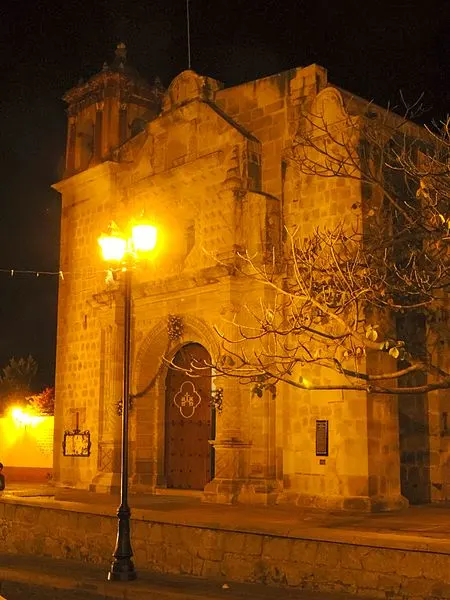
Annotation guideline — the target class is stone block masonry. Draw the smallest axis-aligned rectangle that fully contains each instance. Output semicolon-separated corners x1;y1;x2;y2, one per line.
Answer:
54;51;420;509
2;498;450;599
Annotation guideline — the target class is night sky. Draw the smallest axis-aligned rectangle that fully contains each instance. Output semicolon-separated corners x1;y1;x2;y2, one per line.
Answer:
0;0;448;388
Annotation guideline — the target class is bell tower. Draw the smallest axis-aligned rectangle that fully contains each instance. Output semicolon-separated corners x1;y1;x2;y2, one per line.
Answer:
62;43;164;176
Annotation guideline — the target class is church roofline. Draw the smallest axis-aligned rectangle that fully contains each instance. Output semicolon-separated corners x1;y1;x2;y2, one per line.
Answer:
62;43;159;104
215;63;327;95
335;85;429;139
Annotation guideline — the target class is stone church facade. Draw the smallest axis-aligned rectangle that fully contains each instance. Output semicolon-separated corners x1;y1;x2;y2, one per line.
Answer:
53;44;448;510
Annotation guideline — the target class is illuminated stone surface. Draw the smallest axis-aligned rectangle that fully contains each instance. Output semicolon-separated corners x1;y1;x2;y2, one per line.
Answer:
2;498;450;598
51;45;441;510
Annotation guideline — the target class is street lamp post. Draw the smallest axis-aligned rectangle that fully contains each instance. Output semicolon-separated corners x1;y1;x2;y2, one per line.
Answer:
98;220;157;582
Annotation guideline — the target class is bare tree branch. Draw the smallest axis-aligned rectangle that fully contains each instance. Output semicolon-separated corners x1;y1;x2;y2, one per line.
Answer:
205;104;450;397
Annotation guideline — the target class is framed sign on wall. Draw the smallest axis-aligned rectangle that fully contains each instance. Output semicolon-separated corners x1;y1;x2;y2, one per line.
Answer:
315;420;329;457
62;429;91;457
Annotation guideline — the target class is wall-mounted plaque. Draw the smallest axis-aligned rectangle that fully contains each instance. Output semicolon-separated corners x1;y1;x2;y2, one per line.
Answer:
62;430;91;457
316;420;329;457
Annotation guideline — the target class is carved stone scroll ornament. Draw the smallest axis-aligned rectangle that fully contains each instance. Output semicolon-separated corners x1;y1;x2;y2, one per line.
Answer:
211;387;223;413
168;314;184;340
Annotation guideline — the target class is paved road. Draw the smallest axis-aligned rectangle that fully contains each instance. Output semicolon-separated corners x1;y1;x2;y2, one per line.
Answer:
0;584;101;600
0;581;365;600
0;554;363;600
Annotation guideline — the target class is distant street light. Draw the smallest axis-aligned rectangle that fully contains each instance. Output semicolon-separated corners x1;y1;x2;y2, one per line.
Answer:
99;219;157;582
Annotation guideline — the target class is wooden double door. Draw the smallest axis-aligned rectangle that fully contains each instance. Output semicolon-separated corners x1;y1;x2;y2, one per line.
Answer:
165;343;215;490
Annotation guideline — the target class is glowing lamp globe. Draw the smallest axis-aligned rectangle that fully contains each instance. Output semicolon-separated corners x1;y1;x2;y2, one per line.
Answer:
11;407;35;426
131;224;157;252
98;234;127;262
11;407;24;421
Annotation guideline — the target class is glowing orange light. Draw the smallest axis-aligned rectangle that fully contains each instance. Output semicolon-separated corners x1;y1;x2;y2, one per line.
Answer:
10;407;43;427
98;234;127;262
98;221;158;262
131;224;157;252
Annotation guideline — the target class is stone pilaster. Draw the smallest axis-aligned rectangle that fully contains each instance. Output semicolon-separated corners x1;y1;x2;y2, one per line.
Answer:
203;378;252;504
237;388;282;505
365;352;408;512
90;297;122;493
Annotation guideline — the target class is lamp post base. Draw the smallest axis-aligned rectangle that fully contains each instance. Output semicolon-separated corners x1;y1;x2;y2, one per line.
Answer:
108;503;137;581
108;559;137;581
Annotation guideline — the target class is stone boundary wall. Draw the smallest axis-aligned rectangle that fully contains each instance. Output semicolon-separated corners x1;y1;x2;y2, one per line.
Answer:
0;415;54;471
1;499;450;599
5;467;52;483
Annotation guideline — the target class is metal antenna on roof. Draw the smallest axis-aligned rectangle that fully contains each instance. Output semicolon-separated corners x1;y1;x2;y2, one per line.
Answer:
186;0;192;69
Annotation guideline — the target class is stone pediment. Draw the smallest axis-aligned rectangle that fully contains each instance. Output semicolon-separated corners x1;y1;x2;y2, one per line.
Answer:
117;99;261;191
163;70;223;112
304;87;356;136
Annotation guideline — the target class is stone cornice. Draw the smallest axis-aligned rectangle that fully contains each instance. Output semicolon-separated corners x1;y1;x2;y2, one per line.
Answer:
64;71;153;103
133;264;234;301
88;264;236;312
52;160;120;194
64;71;164;117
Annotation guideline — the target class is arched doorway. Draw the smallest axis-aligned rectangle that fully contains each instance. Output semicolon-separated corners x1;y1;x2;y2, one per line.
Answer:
165;343;215;490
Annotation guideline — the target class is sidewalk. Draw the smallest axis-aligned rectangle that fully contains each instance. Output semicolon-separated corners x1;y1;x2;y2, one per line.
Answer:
4;483;450;550
0;553;357;600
